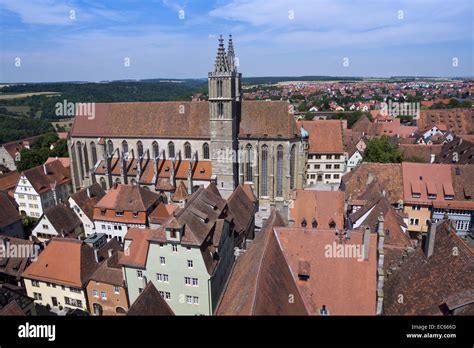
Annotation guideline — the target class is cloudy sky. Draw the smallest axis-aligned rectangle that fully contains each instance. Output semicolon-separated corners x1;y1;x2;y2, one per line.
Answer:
0;0;472;82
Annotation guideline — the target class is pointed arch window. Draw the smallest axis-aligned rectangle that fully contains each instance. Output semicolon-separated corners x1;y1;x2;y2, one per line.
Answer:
203;143;210;160
301;218;307;228
276;145;284;197
184;142;192;159
312;218;318;229
137;141;144;158
152;141;159;159
122;141;129;156
261;145;268;196
90;142;97;166
290;144;296;189
100;177;107;190
168;142;175;158
76;141;84;179
218;102;224;118
107;140;114;156
217;80;223;97
245;144;253;182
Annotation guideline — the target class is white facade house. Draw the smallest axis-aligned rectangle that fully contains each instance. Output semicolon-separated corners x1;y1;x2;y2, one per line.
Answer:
13;161;72;218
346;150;363;172
68;183;106;237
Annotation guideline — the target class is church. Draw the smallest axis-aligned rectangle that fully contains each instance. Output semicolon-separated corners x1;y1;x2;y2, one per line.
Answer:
69;35;307;214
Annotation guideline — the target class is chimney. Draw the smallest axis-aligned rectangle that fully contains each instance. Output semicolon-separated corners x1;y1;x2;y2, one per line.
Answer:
362;226;371;261
424;220;437;258
43;164;48;175
86;187;91;198
94;249;99;263
377;213;384;234
107;249;113;258
430;153;436;163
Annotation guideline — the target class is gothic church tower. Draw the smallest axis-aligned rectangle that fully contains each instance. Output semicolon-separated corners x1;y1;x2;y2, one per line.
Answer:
209;35;241;198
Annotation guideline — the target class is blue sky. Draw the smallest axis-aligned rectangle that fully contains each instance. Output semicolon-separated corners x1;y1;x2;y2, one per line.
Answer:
0;0;472;82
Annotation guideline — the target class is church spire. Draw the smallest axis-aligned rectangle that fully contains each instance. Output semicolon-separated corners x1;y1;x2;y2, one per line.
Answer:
227;34;236;72
214;35;229;73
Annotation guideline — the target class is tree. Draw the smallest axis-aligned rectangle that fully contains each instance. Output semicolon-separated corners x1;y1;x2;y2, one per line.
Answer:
15;133;69;171
363;136;403;163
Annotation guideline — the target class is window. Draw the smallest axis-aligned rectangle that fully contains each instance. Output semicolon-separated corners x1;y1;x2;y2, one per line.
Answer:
203;143;210;160
192;278;198;286
193;296;199;305
157;273;169;282
172;244;178;252
410;218;419;225
334;164;340;169
115;211;124;217
122;141;129;156
137;270;143;278
152;141;159;159
33;292;42;301
138;288;143;294
113;286;120;294
160;257;166;265
314;164;320;169
93;290;99;298
217;80;223;97
187;260;193;268
101;291;107;300
412;205;421;211
186;295;193;304
428;194;437;200
218;102;224;118
334;174;340;179
32;280;40;287
107;140;114;155
325;174;331;179
245;144;253;182
261;145;268;196
326;155;332;160
90;141;97;165
159;291;171;300
100;177;107;190
289;145;296;190
168;142;175;158
184;142;192;159
185;277;191;285
70;287;81;293
315;155;321;159
335;155;341;159
326;164;332;169
276;145;284;197
136;141;144;157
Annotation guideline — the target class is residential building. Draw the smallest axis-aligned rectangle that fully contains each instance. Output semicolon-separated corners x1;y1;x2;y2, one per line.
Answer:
0;236;39;287
127;282;174;316
120;184;246;315
299;120;347;185
435;136;474;164
68;183;106;237
0;136;41;171
0;171;20;193
401;163;455;235
86;239;128;315
13;160;72;218
31;204;83;243
0;286;36;316
93;184;161;242
417;109;473;136
22;238;100;311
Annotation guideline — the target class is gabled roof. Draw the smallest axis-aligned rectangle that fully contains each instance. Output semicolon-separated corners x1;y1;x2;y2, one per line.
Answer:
451;165;474;200
21;160;71;194
149;203;179;225
127;282;174;316
21;238;99;288
69;183;106;220
88;239;124;287
227;185;257;234
1;135;42;158
0;190;21;228
42;204;82;236
383;221;474;315
418;109;473;135
297;120;344;153
216;209;308;315
70;101;299;140
95;184;160;212
171;181;189;202
0;171;20;192
119;228;154;269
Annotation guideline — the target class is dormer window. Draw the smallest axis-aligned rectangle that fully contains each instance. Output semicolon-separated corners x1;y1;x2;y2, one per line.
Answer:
301;218;307;228
133;212;139;218
116;211;124;217
428;194;437;200
100;208;106;216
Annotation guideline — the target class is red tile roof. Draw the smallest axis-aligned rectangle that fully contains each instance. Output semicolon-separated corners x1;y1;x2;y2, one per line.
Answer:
21;160;71;194
0;191;21;228
119;228;154;269
0;171;20;192
297;120;344;153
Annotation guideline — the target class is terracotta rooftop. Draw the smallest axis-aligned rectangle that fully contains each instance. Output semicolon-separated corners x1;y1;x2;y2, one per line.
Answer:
21;238;99;288
297;120;344;153
119;228;154;269
94;184;160;212
226;185;258;236
0;171;20;192
149;203;180;225
1;135;42;158
401;162;454;204
275;227;378;315
418;109;473;135
21;159;71;194
341;163;403;204
383;221;474;315
88;239;124;287
399;144;442;163
289;190;345;229
71;101;298;140
436;136;474;164
69;183;106;220
451;165;474;201
45;157;70;169
216;209;309;315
